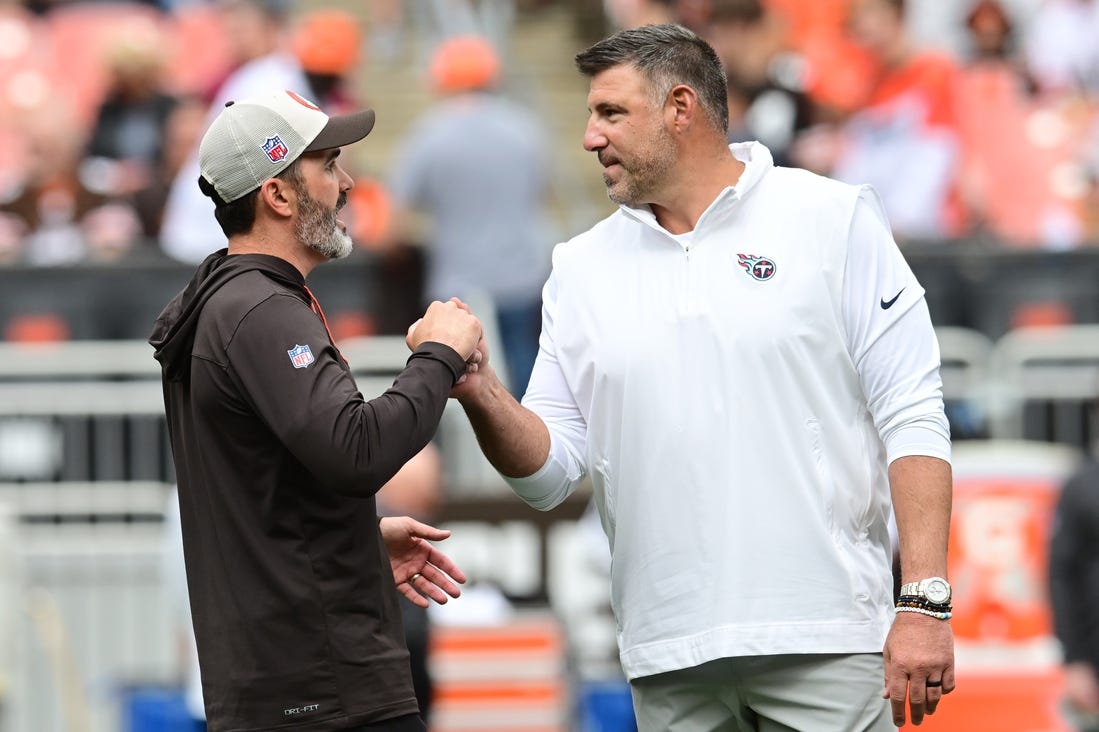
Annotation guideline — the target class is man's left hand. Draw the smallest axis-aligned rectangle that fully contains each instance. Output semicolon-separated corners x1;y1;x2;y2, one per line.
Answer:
380;516;467;608
883;612;955;727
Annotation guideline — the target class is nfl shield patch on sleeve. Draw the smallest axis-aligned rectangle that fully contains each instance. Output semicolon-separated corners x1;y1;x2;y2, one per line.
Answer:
287;344;315;369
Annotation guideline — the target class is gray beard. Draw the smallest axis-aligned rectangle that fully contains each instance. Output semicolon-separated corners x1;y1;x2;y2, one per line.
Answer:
297;192;353;260
306;226;353;260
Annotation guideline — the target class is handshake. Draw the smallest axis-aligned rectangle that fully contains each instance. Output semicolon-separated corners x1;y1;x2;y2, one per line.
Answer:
405;297;486;387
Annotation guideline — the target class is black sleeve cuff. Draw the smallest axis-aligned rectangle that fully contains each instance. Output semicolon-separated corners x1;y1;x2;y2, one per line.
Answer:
407;341;467;384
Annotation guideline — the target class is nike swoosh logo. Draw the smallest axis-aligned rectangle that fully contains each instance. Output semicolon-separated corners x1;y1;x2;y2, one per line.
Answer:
880;288;905;310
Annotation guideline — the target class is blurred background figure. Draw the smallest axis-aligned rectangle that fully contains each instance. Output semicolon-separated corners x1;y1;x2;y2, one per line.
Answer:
81;28;181;245
702;0;814;167
831;0;965;242
966;0;1027;71
1025;0;1099;99
1050;449;1099;732
159;0;308;264
384;35;554;397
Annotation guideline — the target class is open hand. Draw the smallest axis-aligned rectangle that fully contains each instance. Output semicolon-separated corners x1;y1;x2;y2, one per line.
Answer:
380;515;467;607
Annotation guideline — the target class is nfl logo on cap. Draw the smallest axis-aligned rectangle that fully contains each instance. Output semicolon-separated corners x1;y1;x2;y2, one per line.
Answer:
263;135;290;163
287;344;314;368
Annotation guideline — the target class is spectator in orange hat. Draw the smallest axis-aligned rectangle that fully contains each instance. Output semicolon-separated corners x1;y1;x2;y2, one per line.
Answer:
292;9;362;113
385;35;555;397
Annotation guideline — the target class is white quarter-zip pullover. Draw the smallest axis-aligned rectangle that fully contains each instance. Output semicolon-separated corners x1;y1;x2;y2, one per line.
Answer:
508;142;950;680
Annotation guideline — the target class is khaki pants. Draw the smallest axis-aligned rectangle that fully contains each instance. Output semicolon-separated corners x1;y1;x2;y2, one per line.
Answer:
630;653;894;732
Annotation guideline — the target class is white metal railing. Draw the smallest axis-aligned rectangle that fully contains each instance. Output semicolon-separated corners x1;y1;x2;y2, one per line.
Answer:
2;325;1099;487
985;325;1099;442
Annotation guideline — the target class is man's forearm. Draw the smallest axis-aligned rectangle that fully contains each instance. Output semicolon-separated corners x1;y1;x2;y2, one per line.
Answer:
459;366;551;479
890;455;952;582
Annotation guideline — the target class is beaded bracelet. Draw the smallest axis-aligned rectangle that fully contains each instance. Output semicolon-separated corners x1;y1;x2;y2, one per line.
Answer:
896;598;953;613
897;594;951;608
895;605;952;620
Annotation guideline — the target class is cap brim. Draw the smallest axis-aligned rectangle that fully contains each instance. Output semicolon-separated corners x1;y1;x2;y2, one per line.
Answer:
305;109;376;152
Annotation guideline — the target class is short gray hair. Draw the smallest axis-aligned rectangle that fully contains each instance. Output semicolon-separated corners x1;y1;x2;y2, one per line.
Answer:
575;24;729;134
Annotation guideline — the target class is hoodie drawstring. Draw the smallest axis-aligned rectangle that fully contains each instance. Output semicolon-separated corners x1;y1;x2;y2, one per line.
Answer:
303;285;349;364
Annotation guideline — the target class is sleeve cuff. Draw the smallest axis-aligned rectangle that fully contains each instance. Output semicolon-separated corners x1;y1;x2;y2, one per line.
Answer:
407;342;466;384
502;433;578;511
886;423;952;464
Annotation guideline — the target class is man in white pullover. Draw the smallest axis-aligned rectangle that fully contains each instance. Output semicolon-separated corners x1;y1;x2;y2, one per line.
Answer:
439;24;954;731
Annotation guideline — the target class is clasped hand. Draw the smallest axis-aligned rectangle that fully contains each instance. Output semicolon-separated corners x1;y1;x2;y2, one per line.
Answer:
406;297;488;386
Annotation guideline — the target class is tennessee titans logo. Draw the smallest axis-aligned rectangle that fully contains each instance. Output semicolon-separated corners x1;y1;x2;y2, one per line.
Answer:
737;253;777;281
262;135;290;163
287;344;314;369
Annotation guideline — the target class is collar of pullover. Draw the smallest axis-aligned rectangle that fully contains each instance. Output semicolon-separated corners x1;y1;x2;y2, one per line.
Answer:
618;141;774;238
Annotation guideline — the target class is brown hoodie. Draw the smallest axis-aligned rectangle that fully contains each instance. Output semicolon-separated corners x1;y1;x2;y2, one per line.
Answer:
150;249;462;731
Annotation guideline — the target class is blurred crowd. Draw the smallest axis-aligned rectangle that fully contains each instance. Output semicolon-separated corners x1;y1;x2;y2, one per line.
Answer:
0;0;368;267
0;0;1097;261
619;0;1099;248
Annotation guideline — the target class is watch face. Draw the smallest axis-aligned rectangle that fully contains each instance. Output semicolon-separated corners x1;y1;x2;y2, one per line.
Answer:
924;578;951;604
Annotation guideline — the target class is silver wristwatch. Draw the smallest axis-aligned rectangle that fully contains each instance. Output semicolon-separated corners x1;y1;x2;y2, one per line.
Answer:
900;577;952;605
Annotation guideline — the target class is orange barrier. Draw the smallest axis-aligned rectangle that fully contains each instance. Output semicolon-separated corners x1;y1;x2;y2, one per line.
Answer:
903;668;1069;732
428;614;569;732
912;442;1081;732
950;476;1060;642
4;313;71;342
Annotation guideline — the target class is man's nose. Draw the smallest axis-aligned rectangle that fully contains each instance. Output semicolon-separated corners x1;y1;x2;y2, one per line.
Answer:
336;163;354;191
583;120;607;153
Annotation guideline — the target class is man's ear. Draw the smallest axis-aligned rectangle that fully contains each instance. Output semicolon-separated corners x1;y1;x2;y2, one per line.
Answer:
667;84;698;131
258;177;294;219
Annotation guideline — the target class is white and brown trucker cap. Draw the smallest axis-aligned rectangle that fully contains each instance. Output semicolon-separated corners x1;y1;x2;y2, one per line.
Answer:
198;89;375;203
